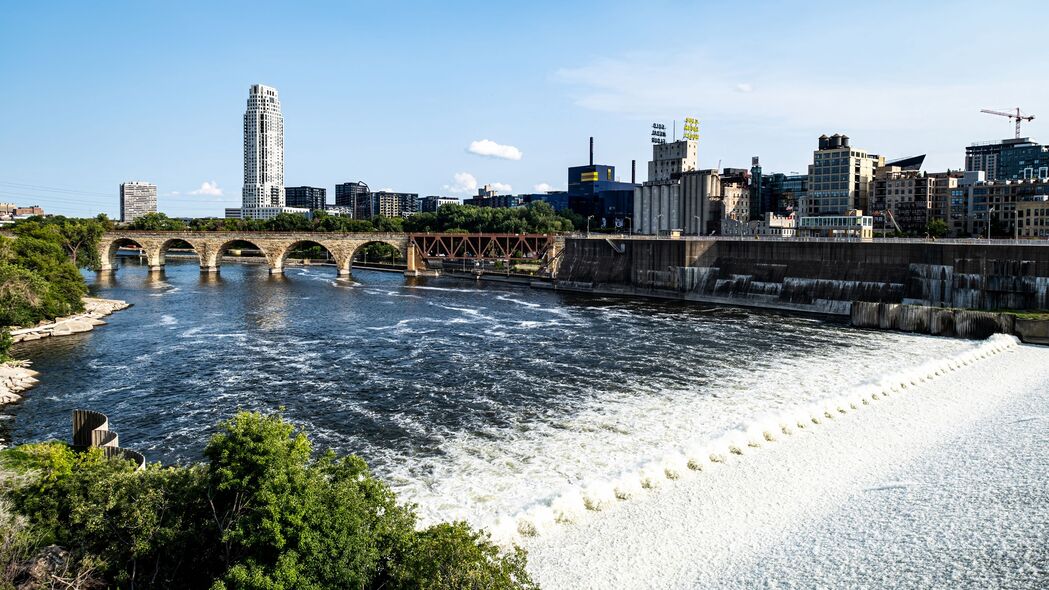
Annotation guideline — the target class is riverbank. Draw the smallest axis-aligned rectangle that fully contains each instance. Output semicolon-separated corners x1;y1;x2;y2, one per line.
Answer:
520;336;1049;588
2;297;130;411
9;298;131;344
0;361;39;407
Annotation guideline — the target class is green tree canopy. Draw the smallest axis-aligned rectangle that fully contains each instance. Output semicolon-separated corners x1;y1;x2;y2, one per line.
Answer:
1;412;537;590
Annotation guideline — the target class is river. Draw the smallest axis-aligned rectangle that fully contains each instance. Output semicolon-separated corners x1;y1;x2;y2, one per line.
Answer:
4;257;977;533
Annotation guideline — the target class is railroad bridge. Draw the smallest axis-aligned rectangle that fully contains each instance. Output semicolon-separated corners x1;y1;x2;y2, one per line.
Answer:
98;231;563;277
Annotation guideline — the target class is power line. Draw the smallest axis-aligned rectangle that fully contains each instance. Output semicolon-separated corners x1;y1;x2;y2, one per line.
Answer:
0;179;112;197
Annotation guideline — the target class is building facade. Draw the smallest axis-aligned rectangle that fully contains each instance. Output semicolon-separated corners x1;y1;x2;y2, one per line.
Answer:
634;169;720;235
871;166;935;234
1016;195;1049;238
797;211;873;239
242;84;286;219
374;191;418;217
965;178;1049;237
648;140;698;181
464;185;523;209
119;181;157;222
803;134;883;217
335;181;370;211
419;195;459;212
285;186;326;211
965;138;1048;182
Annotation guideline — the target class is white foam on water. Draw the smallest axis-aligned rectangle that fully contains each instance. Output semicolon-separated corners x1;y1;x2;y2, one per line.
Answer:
387;333;1018;547
158;314;177;326
496;294;542;308
515;334;1046;589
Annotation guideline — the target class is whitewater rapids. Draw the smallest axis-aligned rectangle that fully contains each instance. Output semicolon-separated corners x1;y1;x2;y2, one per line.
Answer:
518;334;1048;588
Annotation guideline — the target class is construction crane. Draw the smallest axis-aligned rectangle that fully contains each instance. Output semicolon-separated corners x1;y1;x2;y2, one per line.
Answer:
980;107;1035;139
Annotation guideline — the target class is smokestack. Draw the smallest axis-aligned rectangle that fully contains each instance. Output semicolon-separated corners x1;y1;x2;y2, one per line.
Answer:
589;136;594;165
631;159;636;183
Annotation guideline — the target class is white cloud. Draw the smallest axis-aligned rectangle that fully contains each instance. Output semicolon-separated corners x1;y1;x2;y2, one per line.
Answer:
443;172;478;194
467;139;523;161
736;83;753;93
189;181;223;196
490;182;512;192
533;182;557;192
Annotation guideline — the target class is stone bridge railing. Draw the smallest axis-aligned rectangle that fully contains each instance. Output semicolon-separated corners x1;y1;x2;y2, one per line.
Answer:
98;231;416;276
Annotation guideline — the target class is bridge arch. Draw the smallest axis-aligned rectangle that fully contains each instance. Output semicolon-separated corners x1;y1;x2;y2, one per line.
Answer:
100;236;157;271
157;237;205;268
348;239;409;274
274;239;350;277
206;238;273;272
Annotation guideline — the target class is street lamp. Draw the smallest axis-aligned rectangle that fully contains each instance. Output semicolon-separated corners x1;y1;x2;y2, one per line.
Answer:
988;206;995;240
694;215;701;236
657;213;664;236
625;217;632;236
586;215;594;237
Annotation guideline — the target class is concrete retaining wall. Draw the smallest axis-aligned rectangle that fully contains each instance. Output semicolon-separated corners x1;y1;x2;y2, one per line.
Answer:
556;238;1049;316
849;301;1048;342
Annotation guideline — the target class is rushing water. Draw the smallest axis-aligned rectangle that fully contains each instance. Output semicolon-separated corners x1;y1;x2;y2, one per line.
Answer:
3;257;977;533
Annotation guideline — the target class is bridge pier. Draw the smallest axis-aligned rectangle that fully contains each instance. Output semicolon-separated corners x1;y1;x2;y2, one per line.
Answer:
148;265;164;273
337;268;352;278
269;266;284;275
200;266;219;273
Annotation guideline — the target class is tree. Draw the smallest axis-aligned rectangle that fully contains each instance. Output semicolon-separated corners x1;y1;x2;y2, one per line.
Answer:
925;218;949;238
129;213;187;231
1;412;538;589
12;216;106;269
264;213;312;232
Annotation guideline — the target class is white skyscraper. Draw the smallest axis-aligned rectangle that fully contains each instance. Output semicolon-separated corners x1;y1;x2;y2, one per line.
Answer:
241;84;287;219
120;181;157;222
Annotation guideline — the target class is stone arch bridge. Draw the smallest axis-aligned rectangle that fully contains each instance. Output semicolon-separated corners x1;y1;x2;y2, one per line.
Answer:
99;231;416;276
98;231;564;277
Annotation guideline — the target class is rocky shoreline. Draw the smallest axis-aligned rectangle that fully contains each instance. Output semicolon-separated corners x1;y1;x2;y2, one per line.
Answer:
1;297;130;407
0;361;39;406
9;297;131;343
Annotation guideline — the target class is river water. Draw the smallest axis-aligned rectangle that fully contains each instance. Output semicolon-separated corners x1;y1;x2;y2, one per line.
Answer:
3;258;976;533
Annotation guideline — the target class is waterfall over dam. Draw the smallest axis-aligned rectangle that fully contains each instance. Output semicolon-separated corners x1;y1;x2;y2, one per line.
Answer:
554;238;1049;315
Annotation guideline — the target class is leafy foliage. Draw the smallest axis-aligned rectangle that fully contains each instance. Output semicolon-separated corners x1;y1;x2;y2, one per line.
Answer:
925;219;949;238
403;202;573;234
0;230;86;330
149;204;573;235
128;212;187;231
1;412;536;590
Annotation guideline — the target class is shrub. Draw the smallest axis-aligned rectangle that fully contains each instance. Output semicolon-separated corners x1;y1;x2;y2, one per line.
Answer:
1;413;537;590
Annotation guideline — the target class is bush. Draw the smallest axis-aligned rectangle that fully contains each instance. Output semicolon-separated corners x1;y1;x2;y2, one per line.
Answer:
0;329;11;362
1;413;536;590
0;233;86;329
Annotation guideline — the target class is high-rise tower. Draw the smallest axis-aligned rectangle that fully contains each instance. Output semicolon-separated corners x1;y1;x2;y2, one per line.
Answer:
242;84;285;219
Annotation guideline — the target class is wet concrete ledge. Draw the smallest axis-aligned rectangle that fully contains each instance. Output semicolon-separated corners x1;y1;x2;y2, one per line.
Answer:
850;301;1049;344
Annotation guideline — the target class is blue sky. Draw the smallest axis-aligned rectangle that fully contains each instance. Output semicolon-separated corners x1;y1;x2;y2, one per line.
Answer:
2;0;1045;218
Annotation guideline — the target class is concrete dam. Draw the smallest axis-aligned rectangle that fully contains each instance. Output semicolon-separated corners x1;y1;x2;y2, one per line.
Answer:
553;238;1049;316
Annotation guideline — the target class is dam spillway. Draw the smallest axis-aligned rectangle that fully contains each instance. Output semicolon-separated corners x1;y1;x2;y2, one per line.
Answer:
554;238;1049;315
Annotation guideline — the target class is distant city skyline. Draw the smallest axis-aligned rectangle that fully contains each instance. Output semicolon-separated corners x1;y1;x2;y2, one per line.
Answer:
1;0;1046;218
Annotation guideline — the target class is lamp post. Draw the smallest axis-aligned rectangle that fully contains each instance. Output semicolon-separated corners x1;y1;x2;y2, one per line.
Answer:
657;213;664;236
694;215;701;236
586;215;594;237
988;206;995;240
625;217;632;236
